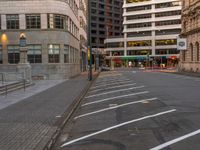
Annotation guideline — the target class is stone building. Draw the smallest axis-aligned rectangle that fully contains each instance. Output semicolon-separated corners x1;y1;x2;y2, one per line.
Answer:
180;0;200;72
0;0;87;79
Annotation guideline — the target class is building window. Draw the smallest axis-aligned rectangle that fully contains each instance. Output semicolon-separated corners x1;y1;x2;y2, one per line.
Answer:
126;5;151;12
155;39;177;46
127;41;151;47
196;42;199;61
48;14;67;29
182;51;186;62
6;14;19;29
190;43;193;61
28;45;42;63
48;44;60;63
127;50;151;56
0;45;2;64
127;22;152;28
0;15;1;29
126;0;150;4
155;20;181;26
70;46;75;63
64;45;70;63
26;14;41;29
8;45;20;64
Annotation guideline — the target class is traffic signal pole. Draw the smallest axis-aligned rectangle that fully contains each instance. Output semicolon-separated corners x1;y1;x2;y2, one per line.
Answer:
88;0;92;81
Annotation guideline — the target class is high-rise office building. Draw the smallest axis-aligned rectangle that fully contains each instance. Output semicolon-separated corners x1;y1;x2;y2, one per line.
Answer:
105;0;182;67
179;0;200;73
0;0;87;79
89;0;123;49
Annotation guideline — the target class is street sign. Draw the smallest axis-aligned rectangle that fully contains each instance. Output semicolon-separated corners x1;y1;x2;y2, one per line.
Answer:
177;37;187;50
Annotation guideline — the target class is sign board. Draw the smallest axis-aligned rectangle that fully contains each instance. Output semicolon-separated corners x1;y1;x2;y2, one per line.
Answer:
177;37;187;50
19;37;26;47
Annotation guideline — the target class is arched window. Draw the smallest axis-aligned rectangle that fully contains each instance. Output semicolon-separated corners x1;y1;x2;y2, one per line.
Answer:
196;42;199;61
190;43;193;61
182;51;186;61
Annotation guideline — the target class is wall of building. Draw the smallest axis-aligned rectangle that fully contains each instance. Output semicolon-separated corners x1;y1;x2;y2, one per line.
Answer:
0;0;82;79
179;0;200;73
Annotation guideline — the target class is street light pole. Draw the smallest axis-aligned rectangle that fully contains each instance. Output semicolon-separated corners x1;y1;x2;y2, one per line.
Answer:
88;0;92;81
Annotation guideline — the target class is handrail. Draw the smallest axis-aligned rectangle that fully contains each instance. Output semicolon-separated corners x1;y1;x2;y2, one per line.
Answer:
0;72;28;96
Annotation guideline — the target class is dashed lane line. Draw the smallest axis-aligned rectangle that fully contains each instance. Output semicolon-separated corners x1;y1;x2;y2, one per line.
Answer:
74;98;158;120
89;83;137;93
60;109;176;147
85;86;145;98
150;129;200;150
82;91;149;107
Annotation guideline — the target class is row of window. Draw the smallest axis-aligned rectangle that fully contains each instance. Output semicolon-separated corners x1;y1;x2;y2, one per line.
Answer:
126;10;181;21
66;0;79;17
91;1;122;12
79;0;87;18
109;49;179;56
0;14;79;38
156;49;179;55
127;20;181;29
126;1;181;11
107;39;177;48
0;44;79;64
127;29;181;37
182;15;200;33
183;42;200;62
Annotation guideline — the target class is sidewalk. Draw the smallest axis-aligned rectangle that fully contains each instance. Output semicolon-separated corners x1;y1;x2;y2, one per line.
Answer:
0;72;96;150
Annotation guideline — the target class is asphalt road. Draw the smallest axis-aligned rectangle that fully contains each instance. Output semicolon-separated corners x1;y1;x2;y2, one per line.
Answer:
52;69;200;150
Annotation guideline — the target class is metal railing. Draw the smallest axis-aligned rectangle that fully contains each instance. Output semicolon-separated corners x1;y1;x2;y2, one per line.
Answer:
0;72;28;96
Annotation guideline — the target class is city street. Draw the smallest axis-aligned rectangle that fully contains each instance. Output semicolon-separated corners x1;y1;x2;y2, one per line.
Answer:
53;69;200;150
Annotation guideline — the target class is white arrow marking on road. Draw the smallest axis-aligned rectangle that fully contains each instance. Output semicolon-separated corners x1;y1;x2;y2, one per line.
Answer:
150;129;200;150
82;91;149;107
60;109;176;148
85;86;145;98
89;83;137;93
75;98;158;120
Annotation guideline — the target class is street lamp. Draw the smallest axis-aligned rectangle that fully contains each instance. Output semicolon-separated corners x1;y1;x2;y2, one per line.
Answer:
1;33;8;46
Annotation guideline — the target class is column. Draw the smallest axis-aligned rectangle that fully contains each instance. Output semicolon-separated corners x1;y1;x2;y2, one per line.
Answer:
41;14;47;29
1;15;6;30
151;4;156;56
19;14;26;29
1;15;8;64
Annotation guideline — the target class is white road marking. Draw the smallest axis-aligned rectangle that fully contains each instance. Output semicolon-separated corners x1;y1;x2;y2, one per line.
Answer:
132;71;137;73
99;73;122;78
75;98;158;119
91;80;133;89
89;83;137;93
94;79;131;86
82;91;149;106
85;86;145;98
150;129;200;150
61;109;176;147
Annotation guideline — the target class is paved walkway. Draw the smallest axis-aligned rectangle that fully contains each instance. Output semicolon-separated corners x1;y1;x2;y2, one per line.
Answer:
0;73;92;150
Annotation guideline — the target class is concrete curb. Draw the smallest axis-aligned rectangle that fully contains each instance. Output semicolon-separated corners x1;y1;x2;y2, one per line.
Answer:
41;72;100;150
165;71;200;78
